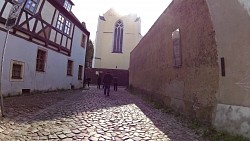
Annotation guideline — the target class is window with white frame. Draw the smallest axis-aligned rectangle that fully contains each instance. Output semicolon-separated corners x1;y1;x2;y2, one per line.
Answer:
64;0;72;11
56;14;65;31
113;20;124;53
64;20;71;35
24;0;40;14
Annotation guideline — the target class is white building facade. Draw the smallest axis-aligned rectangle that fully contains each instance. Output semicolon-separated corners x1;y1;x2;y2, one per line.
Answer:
93;9;142;70
0;0;89;96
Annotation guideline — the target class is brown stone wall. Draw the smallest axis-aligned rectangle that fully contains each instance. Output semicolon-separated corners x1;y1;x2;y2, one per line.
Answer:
85;68;129;86
129;0;219;122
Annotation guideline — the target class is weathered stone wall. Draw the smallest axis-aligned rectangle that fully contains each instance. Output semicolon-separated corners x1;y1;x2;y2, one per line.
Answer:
206;0;250;137
129;0;219;122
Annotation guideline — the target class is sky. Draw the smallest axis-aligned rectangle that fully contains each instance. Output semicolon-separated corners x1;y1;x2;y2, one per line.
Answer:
72;0;172;41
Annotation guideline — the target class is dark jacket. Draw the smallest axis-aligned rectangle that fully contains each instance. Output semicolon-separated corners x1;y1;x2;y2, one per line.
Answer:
113;77;118;84
103;73;113;85
97;76;102;84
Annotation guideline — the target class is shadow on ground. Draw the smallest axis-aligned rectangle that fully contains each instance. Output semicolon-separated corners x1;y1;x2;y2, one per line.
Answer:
1;87;203;141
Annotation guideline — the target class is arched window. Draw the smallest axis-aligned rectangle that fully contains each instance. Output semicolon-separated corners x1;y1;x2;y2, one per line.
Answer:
113;20;124;53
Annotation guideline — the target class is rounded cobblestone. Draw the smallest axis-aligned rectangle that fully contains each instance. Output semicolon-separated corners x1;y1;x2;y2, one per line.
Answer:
0;87;205;140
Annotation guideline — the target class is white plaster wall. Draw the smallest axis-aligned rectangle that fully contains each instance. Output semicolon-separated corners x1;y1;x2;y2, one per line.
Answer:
41;1;55;24
0;27;86;96
70;26;86;87
238;0;250;16
214;104;250;138
19;12;26;24
53;11;59;27
2;2;12;19
50;29;56;41
206;0;250;138
0;1;4;11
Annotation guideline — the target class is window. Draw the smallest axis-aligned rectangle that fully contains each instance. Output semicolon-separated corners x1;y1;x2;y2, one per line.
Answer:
56;15;65;31
10;60;24;81
12;64;22;79
13;0;24;4
78;65;83;80
67;60;73;76
172;28;182;68
56;14;71;36
113;20;124;53
81;34;86;47
63;0;72;11
36;49;46;72
64;20;71;35
24;0;39;14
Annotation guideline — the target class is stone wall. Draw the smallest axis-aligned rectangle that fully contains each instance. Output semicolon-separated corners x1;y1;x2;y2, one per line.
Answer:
129;0;219;122
206;0;250;137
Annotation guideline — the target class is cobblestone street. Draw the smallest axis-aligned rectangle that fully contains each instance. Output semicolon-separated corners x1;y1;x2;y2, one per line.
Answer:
0;87;205;141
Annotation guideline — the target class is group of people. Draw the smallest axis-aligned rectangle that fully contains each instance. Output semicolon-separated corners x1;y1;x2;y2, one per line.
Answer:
97;72;118;96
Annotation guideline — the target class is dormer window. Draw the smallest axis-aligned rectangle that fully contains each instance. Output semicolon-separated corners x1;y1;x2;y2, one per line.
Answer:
24;0;40;14
64;0;72;11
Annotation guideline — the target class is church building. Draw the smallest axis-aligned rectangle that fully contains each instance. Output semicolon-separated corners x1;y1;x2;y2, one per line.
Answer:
93;9;142;70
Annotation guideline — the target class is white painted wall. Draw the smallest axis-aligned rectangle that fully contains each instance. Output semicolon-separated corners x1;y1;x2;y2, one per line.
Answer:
0;0;88;96
238;0;250;16
0;26;86;96
41;1;55;24
206;0;250;138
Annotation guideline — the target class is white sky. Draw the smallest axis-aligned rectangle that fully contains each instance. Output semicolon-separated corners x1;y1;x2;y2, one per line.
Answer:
72;0;172;41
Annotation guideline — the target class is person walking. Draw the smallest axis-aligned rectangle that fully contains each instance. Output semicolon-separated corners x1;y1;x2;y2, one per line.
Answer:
97;75;102;89
113;77;118;91
103;72;113;96
86;78;91;87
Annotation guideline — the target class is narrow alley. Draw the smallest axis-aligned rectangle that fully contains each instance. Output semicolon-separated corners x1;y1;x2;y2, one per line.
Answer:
0;87;204;141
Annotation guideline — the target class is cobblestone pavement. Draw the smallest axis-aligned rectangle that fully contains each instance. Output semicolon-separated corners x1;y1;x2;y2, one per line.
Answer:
0;87;205;141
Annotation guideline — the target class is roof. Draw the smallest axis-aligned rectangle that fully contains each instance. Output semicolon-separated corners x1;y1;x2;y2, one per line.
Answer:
54;0;74;6
48;0;89;36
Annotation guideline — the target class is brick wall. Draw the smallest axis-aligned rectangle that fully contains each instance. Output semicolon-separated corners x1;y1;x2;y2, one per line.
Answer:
129;0;219;122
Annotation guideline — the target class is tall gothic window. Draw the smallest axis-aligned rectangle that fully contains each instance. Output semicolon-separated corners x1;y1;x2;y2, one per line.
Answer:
113;20;124;53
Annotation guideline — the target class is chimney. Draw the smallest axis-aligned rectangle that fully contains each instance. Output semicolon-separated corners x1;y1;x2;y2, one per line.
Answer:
82;22;86;29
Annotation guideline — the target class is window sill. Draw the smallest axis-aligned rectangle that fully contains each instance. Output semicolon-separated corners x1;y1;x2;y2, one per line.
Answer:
36;70;46;73
112;52;123;54
10;78;24;82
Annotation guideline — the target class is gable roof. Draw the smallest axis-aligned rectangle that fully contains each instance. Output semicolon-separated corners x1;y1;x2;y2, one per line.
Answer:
54;0;74;6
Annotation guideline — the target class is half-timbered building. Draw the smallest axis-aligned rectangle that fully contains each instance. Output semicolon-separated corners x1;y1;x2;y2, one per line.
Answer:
0;0;90;96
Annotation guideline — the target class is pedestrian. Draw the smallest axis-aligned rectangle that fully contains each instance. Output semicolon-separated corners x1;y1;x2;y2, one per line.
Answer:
113;77;118;91
87;78;91;87
103;72;113;96
97;75;102;89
